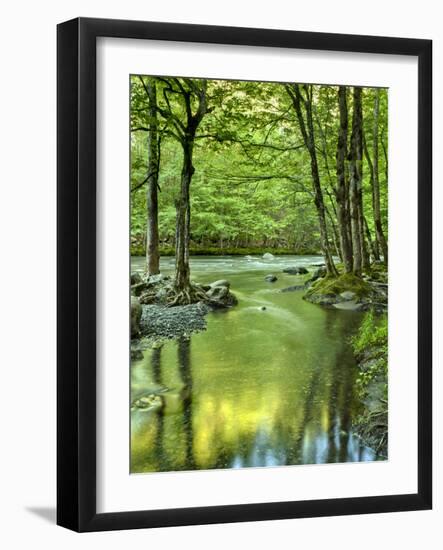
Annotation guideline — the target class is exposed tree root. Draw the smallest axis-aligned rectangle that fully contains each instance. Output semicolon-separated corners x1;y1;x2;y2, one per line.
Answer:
166;283;209;307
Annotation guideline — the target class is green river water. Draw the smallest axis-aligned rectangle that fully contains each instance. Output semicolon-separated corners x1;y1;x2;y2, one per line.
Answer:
130;255;380;473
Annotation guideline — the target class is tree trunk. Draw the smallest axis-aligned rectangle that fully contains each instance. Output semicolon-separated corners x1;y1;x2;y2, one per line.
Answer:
174;142;193;291
288;84;338;276
335;86;353;273
145;78;160;276
348;87;364;275
364;215;378;262
363;131;381;261
372;89;388;265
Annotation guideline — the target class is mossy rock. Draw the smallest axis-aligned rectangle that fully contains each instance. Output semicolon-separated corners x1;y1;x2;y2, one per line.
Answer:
303;273;373;305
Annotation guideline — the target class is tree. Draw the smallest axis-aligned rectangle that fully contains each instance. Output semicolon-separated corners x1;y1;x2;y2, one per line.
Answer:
139;76;160;275
370;89;388;265
348;87;364;275
156;78;210;303
286;83;338;276
335;86;353;273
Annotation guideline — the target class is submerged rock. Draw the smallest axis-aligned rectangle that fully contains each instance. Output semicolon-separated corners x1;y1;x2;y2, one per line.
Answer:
265;274;278;282
283;266;309;275
281;285;306;293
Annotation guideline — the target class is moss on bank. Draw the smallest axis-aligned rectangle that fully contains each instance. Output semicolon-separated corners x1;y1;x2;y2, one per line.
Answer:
303;273;374;306
352;311;388;457
306;273;372;298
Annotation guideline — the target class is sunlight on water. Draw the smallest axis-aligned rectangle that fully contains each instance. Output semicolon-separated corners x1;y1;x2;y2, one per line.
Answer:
130;255;379;473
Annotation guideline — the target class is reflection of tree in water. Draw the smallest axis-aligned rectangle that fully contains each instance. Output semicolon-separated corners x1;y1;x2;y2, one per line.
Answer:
152;346;165;469
177;337;195;470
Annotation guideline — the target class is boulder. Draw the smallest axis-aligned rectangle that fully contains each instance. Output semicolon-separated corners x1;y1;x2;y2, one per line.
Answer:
131;295;142;338
265;274;278;282
262;253;274;260
283;266;309;275
206;285;237;307
245;255;253;260
210;279;230;288
131;272;143;285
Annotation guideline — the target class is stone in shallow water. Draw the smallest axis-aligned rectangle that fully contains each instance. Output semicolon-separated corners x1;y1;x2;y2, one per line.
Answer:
265;274;277;282
332;300;361;311
262;253;274;260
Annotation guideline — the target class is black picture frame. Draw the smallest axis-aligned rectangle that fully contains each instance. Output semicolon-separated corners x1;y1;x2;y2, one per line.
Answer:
57;17;432;532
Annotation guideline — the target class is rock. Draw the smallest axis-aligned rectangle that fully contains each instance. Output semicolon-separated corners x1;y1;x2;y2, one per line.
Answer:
148;273;170;284
333;300;362;311
260;306;267;311
262;253;274;260
310;263;326;267
131;295;142;338
206;285;237;307
281;285;305;293
283;266;309;275
131;272;142;285
340;291;357;301
265;274;278;282
195;282;211;291
210;279;230;288
245;255;253;260
132;393;163;411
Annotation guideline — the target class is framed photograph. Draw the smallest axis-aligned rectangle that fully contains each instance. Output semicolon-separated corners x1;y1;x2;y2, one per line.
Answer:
57;17;432;532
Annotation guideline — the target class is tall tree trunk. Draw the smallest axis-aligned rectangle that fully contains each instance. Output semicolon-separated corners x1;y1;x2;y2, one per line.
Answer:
335;86;353;273
372;89;388;265
364;215;378;262
145;78;160;275
287;84;338;276
348;87;364;275
363;131;381;261
174;142;193;291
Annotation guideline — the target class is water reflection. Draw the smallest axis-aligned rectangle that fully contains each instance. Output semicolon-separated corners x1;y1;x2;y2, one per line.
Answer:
130;256;381;473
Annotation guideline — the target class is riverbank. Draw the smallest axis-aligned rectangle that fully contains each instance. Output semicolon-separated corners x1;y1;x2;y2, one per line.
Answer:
351;312;388;457
130;244;320;257
131;272;237;351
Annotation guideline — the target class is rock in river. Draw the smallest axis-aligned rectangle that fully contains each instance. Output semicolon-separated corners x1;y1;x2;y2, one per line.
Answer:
262;253;274;260
206;284;238;307
265;274;278;282
283;266;309;275
210;279;230;288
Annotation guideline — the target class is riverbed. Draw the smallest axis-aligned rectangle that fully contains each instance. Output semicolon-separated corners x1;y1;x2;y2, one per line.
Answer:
130;255;381;473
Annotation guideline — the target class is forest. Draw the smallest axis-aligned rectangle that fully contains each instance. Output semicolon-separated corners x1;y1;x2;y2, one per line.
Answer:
131;77;387;298
130;76;389;471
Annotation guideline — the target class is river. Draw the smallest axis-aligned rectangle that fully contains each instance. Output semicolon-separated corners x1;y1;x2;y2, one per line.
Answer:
130;254;380;473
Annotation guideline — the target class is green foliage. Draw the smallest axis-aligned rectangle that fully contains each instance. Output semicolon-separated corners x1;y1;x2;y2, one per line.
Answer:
130;77;388;257
352;311;388;406
352;311;388;356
